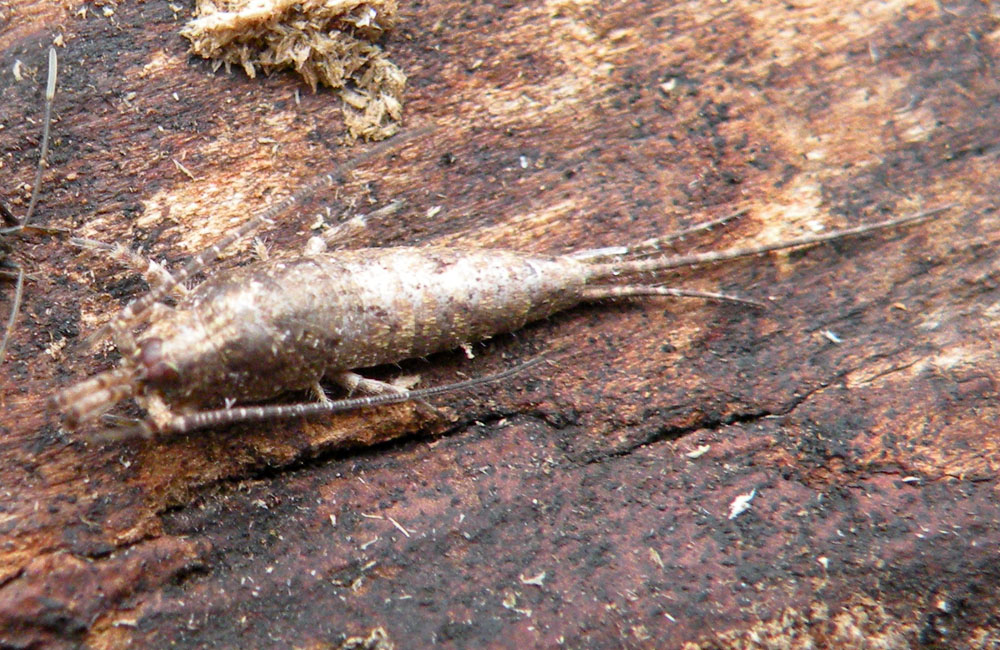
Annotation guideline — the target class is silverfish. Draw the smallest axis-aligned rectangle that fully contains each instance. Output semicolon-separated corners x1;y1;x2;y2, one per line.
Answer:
53;129;954;438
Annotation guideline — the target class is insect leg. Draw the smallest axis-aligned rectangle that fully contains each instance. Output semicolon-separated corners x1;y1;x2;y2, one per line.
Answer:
314;373;417;411
252;237;270;262
305;200;406;254
581;285;765;308
330;370;408;396
568;209;748;261
137;393;176;432
309;380;340;407
329;370;441;417
111;304;175;358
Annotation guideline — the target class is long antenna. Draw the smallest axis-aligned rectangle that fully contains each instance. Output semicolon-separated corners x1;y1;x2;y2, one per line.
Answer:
96;355;547;439
23;47;58;226
0;47;58;364
0;268;24;364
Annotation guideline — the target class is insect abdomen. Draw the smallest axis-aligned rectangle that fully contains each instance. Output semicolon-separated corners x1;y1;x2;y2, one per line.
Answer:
164;247;589;405
308;247;589;368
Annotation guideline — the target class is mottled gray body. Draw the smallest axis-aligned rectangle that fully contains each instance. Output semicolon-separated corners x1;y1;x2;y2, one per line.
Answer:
148;248;588;407
49;111;949;441
54;202;951;437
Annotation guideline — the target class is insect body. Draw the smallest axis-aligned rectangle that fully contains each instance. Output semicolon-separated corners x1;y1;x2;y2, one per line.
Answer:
54;181;950;438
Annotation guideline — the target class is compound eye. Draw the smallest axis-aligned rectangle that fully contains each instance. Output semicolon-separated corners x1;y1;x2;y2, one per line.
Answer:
139;338;162;366
138;338;179;385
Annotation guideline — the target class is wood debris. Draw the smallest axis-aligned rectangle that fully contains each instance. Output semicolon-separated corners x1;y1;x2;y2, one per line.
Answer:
181;0;405;140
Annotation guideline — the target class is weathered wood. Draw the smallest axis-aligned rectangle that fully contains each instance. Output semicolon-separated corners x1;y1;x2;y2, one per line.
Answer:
1;0;999;647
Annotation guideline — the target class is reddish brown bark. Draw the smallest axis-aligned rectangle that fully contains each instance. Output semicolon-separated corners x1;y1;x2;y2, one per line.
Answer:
1;1;998;647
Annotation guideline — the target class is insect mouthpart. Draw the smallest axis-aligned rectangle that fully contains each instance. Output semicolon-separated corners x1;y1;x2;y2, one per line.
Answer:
51;336;187;429
52;366;140;429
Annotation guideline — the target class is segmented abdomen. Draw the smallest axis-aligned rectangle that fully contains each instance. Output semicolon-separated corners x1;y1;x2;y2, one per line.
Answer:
308;247;589;368
191;247;589;390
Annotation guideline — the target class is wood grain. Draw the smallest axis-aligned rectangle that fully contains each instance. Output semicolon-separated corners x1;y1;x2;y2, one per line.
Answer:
1;0;998;647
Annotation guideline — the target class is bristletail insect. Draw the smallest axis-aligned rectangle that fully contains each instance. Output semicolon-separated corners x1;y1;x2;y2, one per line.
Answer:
51;124;956;439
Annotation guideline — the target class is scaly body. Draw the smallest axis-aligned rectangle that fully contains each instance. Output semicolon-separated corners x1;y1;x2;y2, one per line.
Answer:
141;247;588;407
54;200;952;439
51;121;954;437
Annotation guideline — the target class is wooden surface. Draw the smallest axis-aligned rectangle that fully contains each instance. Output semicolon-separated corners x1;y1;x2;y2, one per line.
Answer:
1;1;999;648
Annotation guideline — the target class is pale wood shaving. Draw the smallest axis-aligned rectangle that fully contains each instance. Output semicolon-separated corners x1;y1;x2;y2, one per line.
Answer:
182;0;405;140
